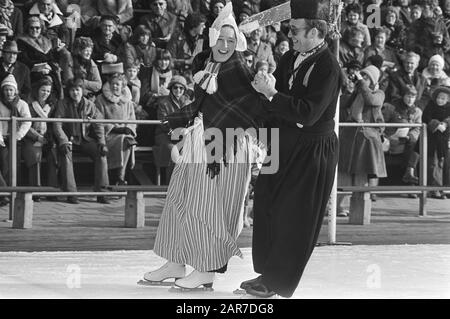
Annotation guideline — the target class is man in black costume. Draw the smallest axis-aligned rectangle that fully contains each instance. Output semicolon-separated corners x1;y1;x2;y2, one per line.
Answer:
241;0;342;298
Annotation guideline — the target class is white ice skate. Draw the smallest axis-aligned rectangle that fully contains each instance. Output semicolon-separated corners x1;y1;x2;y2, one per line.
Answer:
138;262;186;287
169;270;215;292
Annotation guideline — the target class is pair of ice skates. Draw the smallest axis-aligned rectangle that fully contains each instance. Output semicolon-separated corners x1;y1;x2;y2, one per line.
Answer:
138;262;214;292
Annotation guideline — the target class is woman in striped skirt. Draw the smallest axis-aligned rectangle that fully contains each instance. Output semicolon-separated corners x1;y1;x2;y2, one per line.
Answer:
142;2;267;290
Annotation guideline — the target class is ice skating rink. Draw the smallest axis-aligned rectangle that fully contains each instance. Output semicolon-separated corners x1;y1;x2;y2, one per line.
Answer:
1;245;449;299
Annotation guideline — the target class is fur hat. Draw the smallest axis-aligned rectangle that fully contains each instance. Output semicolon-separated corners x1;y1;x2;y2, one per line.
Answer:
1;74;17;90
290;0;330;21
168;75;187;90
360;65;381;86
428;54;445;69
431;85;450;102
209;2;247;51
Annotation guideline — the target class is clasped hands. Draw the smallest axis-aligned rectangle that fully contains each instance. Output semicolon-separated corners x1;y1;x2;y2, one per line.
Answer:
251;71;277;100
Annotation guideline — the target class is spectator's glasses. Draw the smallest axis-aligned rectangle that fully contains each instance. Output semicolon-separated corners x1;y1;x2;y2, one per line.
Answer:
152;2;165;7
172;85;185;91
245;58;253;64
29;26;41;30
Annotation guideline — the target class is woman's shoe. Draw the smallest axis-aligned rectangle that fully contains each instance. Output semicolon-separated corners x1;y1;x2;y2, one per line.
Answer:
337;209;349;217
143;262;186;284
67;196;80;204
430;191;445;199
174;270;215;290
32;196;41;202
97;196;111;204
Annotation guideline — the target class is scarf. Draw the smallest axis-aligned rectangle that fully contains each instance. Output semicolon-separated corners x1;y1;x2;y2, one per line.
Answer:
289;41;326;89
2;95;20;117
31;101;51;135
150;67;172;93
193;59;221;94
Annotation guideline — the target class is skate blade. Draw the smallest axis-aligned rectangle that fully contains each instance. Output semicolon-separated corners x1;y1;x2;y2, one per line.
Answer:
169;284;214;293
239;293;279;299
137;279;175;287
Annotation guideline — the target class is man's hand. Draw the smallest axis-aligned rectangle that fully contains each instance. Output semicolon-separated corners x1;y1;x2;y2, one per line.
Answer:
98;143;108;157
37;135;48;144
0;139;5;147
437;122;447;133
251;71;277;100
112;126;133;135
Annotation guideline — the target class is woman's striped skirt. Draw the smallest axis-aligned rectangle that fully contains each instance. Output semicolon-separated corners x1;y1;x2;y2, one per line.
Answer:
153;116;255;272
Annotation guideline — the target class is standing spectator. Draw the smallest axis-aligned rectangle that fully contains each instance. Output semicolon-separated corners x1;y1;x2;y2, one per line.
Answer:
154;74;190;183
0;75;31;203
21;76;58;199
167;12;207;85
92;15;124;70
71;36;102;100
97;0;134;24
382;85;423;195
340;65;387;199
341;3;372;49
139;0;178;49
0;40;31;101
53;77;110;204
246;27;276;73
421;85;450;198
95;70;137;186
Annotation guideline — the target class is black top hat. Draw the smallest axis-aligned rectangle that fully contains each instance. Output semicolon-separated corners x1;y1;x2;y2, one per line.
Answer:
290;0;330;21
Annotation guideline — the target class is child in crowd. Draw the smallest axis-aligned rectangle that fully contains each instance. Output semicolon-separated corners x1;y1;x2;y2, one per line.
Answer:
125;60;141;105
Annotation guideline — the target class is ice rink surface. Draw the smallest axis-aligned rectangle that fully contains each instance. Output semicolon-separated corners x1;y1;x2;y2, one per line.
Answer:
1;245;449;299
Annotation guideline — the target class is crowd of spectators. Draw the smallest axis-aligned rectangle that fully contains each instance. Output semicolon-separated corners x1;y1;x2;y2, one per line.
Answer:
0;0;449;208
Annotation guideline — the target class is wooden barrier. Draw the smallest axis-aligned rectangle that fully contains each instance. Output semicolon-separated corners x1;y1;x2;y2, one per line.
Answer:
108;185;168;228
338;186;450;225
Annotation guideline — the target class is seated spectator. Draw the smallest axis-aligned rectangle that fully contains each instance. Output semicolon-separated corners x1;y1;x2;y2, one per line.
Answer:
139;0;178;49
246;27;276;73
71;36;102;100
0;40;31;101
273;32;289;66
243;49;255;70
95;67;137;186
128;25;157;68
22;76;58;200
341;3;371;49
53;77;110;204
386;51;427;108
91;15;124;70
382;85;423;195
17;16;71;99
167;12;207;86
364;27;401;72
381;6;407;52
124;60;141;105
421;54;450;108
410;4;422;22
396;0;413;28
420;85;450;198
339;65;387;203
140;49;173;109
255;60;269;73
0;0;21;38
97;0;133;25
0;75;31;205
166;0;193;28
406;2;450;71
28;0;71;46
205;0;226;31
0;23;7;52
339;26;365;67
154;74;190;183
237;4;252;24
138;49;173;147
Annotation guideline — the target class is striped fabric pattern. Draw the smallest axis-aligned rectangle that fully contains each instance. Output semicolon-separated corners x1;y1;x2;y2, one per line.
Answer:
153;117;254;272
